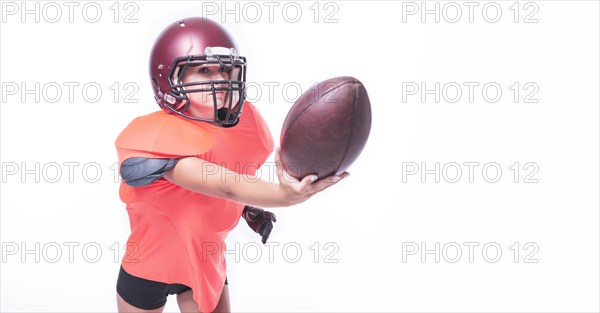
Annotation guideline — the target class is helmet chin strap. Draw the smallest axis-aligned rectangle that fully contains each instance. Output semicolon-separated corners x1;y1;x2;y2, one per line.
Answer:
217;108;239;127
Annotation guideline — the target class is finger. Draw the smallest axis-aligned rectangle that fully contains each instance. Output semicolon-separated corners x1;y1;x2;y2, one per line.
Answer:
264;211;276;222
261;223;273;244
243;206;260;221
298;174;319;192
310;172;350;193
274;146;281;163
274;147;284;179
325;172;350;183
337;172;350;180
258;220;267;234
325;172;349;182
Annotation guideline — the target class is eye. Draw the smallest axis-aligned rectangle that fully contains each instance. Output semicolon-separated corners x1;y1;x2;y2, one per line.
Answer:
219;67;229;73
198;67;210;73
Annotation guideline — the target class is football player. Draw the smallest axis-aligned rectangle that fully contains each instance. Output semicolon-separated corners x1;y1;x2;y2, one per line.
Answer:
114;17;348;313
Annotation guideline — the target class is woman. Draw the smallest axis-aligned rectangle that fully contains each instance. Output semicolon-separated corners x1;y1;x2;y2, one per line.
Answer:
114;17;347;313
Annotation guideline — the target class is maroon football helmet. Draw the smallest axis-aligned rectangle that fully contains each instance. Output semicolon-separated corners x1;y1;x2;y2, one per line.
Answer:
149;17;247;126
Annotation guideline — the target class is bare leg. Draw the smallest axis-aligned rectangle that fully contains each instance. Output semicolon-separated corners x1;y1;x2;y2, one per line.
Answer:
117;292;166;313
176;284;230;313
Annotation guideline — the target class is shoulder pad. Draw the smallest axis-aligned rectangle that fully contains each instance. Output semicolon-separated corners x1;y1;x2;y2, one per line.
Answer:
121;157;177;187
115;111;215;159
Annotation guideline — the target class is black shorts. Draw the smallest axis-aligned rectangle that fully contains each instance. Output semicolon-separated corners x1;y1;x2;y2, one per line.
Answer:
116;265;228;310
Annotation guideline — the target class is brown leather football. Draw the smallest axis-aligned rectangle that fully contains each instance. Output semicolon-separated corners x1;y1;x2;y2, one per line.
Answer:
280;76;371;180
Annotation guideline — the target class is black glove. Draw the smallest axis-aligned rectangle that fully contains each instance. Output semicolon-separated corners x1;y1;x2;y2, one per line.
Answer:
242;205;276;244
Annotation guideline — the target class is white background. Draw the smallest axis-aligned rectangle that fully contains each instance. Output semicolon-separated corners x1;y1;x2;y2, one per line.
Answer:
1;1;599;312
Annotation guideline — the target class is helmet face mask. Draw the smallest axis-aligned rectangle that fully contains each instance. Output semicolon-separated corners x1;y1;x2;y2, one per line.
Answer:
167;49;247;126
150;18;247;127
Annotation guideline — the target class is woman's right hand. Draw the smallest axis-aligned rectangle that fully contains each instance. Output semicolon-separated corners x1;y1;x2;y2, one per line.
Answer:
274;147;349;206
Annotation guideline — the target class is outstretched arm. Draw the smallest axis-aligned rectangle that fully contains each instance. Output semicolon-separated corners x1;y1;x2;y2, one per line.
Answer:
163;148;348;208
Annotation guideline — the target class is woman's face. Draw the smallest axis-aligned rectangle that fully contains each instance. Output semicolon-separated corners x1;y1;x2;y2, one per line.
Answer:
178;64;240;118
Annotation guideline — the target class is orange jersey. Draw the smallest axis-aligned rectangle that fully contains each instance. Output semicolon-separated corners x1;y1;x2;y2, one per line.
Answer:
115;102;274;312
